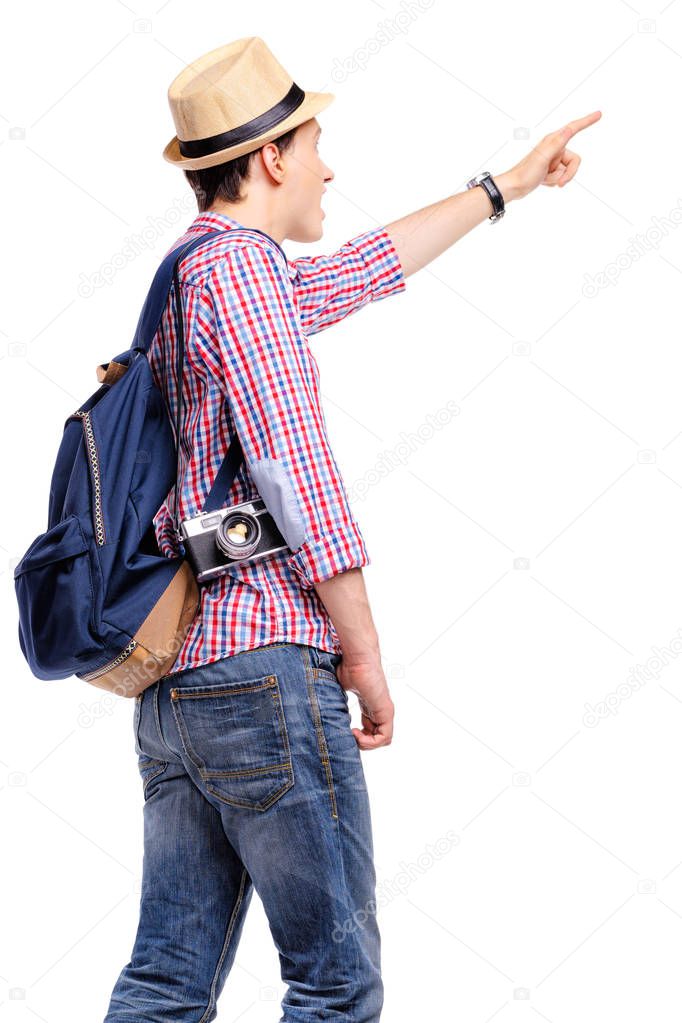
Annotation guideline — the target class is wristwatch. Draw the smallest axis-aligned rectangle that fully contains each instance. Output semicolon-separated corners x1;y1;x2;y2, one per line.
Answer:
466;171;505;222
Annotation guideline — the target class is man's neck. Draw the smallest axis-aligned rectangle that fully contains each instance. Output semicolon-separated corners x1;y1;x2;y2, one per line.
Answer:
206;201;285;245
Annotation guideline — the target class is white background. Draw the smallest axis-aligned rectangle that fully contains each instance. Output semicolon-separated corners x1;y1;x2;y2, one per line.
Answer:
2;0;681;1020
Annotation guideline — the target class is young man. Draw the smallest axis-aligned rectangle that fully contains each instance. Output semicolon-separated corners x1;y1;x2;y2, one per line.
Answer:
104;35;600;1023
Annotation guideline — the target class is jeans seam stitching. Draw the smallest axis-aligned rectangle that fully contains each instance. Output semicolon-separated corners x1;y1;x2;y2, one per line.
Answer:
204;778;293;811
197;866;250;1023
153;682;177;760
133;697;142;753
301;646;338;820
170;678;278;699
201;761;292;778
141;760;168;798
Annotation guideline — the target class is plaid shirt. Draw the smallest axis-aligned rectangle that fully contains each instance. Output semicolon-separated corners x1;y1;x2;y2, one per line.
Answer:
147;211;406;675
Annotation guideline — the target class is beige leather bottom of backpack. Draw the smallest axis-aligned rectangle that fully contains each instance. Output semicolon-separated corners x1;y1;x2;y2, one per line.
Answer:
79;561;200;698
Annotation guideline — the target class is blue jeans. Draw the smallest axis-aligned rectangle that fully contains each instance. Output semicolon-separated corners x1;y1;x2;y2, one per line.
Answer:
103;642;383;1023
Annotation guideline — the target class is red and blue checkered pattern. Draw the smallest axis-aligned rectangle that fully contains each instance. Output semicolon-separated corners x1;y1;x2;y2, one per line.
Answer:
147;211;406;674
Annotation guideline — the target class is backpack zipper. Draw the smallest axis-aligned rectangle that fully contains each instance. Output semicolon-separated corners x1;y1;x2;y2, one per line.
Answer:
80;639;138;682
72;410;106;545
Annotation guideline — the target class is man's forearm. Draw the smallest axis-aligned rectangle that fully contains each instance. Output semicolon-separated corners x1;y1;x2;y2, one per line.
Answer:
384;171;520;280
314;568;380;664
315;568;393;745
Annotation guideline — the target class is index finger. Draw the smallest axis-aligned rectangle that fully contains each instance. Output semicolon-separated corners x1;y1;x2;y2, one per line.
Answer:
558;110;602;141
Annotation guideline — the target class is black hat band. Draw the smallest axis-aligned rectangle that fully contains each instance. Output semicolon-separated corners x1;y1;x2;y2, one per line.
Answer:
178;81;306;159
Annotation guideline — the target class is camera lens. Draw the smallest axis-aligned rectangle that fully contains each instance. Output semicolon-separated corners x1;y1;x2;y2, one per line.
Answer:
215;510;261;560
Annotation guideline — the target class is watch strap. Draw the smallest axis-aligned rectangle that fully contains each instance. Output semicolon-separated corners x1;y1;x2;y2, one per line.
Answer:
467;172;505;222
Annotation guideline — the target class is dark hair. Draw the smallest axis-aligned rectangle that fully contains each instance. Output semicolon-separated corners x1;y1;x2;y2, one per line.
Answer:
184;124;300;212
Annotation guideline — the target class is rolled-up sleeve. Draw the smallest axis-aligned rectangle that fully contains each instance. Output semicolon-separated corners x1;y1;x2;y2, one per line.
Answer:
289;225;406;336
205;242;370;590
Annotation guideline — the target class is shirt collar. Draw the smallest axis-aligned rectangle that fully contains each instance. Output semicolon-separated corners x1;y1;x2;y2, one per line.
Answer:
188;211;296;279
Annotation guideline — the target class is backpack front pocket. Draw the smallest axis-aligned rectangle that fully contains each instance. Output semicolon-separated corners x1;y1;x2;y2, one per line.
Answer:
14;514;100;677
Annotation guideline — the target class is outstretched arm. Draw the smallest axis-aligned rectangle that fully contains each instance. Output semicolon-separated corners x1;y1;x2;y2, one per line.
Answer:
383;110;602;279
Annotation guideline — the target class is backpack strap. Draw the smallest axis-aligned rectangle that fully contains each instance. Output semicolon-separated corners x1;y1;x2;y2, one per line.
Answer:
132;230;223;354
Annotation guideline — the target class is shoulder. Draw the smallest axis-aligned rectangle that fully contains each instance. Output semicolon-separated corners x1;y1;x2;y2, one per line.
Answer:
183;230;292;290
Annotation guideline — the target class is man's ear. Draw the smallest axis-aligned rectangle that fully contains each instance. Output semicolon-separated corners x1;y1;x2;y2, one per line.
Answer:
257;142;287;185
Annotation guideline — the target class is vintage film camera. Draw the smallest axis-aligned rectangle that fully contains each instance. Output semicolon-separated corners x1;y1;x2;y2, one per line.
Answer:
178;498;289;584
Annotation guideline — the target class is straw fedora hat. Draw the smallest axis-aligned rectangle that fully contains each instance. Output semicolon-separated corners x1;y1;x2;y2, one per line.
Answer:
163;36;335;171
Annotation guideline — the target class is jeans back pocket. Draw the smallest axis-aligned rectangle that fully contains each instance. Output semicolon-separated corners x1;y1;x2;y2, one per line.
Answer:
169;673;294;811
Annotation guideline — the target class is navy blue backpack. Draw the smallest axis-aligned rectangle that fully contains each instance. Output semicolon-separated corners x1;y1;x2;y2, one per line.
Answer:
13;229;246;697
